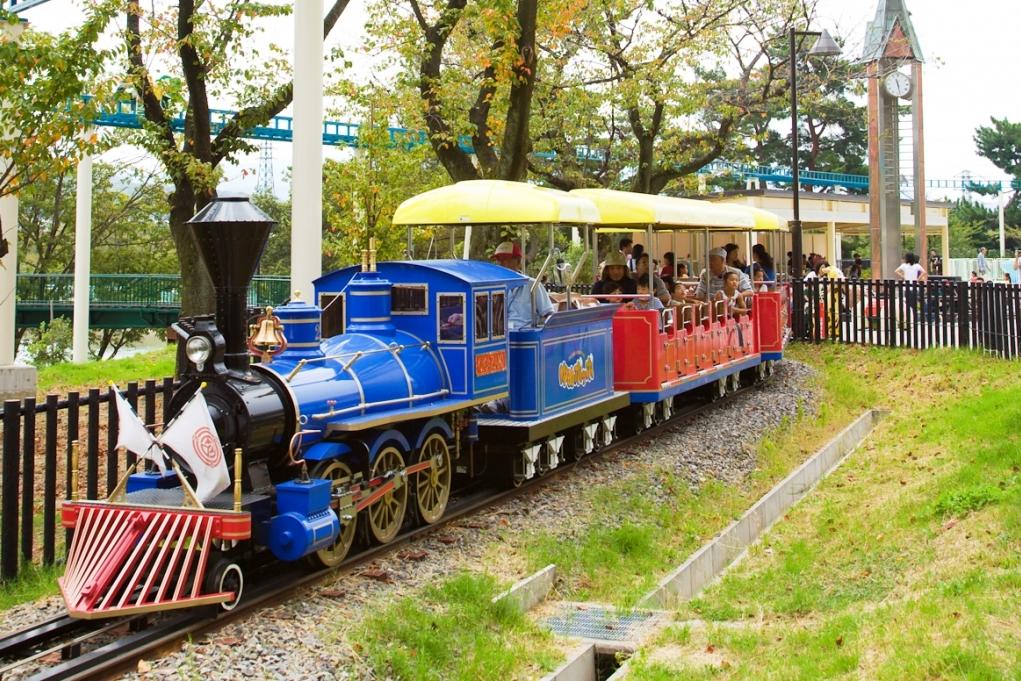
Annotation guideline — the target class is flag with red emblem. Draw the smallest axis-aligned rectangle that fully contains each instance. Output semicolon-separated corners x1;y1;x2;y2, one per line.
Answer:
158;389;229;503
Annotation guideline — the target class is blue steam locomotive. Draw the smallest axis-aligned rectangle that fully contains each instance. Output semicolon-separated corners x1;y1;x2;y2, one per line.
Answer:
58;184;786;618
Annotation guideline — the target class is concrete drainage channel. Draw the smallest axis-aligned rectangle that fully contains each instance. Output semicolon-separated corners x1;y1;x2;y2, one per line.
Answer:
492;409;887;680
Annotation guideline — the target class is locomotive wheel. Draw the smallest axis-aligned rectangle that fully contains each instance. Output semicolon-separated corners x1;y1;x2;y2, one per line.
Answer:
415;434;451;525
309;460;357;567
368;446;408;544
205;559;243;611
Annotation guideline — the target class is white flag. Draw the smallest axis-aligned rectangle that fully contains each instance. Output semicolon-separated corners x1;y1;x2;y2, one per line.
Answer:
112;386;166;474
158;390;229;503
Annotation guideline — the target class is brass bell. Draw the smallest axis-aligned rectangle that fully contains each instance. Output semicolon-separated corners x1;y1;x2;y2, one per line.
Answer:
252;307;281;346
247;306;287;363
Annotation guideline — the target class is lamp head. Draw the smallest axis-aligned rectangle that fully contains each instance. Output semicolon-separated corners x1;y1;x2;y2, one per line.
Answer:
808;29;842;58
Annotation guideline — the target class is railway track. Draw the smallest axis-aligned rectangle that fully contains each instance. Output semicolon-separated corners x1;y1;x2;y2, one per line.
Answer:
1;384;751;680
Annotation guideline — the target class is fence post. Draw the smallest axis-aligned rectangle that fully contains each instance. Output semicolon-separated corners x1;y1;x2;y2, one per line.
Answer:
106;387;117;495
21;397;36;564
2;400;22;580
43;394;58;566
65;391;80;556
86;388;100;500
957;281;970;349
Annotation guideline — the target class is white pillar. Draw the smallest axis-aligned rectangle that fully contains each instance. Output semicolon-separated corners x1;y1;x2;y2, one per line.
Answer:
290;0;324;299
0;183;16;365
72;145;93;363
826;221;837;264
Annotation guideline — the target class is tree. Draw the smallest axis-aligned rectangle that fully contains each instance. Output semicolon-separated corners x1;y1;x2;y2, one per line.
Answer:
17;156;177;358
975;117;1021;181
973;117;1021;243
529;0;818;195
322;84;449;268
0;7;115;265
19;158;176;276
116;0;353;315
251;190;291;276
370;0;550;185
746;51;868;189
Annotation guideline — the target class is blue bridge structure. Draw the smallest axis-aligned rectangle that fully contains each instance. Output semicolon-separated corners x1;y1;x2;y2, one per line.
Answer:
94;98;1018;193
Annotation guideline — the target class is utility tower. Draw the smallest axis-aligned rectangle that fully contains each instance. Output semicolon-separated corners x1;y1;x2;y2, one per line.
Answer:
255;140;275;194
863;0;926;279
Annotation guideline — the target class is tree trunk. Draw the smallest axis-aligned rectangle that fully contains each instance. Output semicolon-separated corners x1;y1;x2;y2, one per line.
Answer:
168;181;214;316
496;0;538;181
631;134;656;194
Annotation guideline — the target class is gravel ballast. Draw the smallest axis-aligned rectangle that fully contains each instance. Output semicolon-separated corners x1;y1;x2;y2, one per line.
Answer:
1;360;816;680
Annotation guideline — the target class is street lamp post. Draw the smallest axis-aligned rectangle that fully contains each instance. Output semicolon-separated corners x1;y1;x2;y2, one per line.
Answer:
789;28;841;278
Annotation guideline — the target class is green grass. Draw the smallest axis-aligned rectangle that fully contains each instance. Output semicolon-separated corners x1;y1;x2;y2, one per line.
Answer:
347;572;561;680
628;345;1021;679
0;562;63;611
512;343;877;609
36;346;175;395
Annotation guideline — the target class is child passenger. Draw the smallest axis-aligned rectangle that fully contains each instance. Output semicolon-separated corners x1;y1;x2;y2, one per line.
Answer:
715;271;749;318
633;280;665;310
753;267;768;293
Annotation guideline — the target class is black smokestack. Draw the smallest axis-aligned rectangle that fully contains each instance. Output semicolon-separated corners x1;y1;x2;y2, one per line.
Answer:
186;193;275;372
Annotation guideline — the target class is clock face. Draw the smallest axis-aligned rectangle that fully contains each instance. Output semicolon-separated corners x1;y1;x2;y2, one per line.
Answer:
884;71;912;99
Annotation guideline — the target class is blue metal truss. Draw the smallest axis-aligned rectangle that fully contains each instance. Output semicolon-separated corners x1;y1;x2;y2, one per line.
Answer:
5;0;51;12
95;100;1017;192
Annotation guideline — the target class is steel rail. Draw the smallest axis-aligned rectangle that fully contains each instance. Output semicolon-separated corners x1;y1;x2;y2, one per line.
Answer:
18;379;756;680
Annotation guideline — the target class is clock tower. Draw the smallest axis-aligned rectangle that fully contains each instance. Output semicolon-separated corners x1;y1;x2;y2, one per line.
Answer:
863;0;926;279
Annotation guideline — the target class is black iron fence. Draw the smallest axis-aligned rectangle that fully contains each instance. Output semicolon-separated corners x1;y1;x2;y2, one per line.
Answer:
0;379;176;581
791;278;1021;358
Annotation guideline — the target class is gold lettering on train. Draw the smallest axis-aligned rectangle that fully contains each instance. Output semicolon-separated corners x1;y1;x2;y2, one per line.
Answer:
558;353;596;389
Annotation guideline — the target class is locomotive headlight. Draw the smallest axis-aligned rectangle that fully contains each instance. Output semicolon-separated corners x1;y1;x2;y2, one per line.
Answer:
185;336;213;371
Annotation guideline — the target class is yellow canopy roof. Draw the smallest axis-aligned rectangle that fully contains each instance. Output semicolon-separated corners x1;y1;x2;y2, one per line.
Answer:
570;188;786;232
392;180;601;226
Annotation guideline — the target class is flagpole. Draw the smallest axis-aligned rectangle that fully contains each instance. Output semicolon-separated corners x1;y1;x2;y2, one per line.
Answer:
170;459;204;509
111;381;170;473
158;381;209;436
105;454;141;503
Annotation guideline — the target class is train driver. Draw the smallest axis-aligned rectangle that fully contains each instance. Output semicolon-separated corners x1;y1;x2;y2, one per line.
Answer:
492;241;555;330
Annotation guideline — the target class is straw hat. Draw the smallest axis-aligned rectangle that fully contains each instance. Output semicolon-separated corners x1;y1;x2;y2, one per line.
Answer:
604;251;627;267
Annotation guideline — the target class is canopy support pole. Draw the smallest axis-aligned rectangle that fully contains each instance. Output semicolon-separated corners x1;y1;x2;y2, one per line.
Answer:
529;224;555;326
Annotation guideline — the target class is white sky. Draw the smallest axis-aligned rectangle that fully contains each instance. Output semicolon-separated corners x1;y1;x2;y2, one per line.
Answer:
16;0;1020;199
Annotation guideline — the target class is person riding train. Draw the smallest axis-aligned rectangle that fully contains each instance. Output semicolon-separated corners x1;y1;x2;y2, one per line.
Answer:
678;248;752;324
593;251;637;301
492;241;555;330
632;252;672;306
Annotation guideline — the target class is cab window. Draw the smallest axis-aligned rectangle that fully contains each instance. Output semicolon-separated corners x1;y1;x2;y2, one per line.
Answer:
474;292;490;341
438;294;465;343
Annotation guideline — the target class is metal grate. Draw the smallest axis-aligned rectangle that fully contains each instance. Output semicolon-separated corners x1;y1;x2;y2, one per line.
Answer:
543;605;655;642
